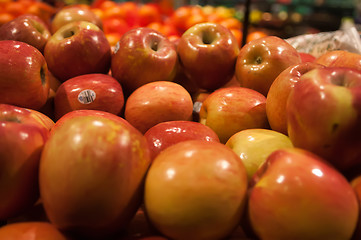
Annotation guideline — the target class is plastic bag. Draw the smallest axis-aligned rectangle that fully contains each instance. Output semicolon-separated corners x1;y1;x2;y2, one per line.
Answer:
286;26;361;58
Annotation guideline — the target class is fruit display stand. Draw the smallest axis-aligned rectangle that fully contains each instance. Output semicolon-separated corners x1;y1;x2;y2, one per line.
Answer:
1;0;361;239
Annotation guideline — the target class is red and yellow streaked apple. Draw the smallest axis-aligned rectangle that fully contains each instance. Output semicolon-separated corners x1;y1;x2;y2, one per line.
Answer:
315;50;361;71
199;87;268;143
39;115;151;239
0;40;49;110
125;81;193;134
144;140;248;240
44;21;111;82
287;67;361;172
248;148;359;240
177;22;240;91
266;62;324;134
235;36;301;96
111;27;178;95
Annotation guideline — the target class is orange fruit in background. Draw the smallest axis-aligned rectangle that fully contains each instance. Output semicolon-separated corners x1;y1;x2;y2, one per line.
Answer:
0;12;14;26
170;6;191;31
230;28;242;47
246;30;268;43
5;1;26;17
99;0;117;11
138;3;162;27
219;17;242;30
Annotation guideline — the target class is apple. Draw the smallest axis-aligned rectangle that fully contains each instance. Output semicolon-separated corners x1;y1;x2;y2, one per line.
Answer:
199;87;268;143
50;6;103;34
0;14;51;53
39;115;151;239
350;175;361;240
315;50;361;71
299;52;316;63
144;120;220;160
287;67;361;172
38;71;62;121
51;109;131;135
124;81;193;134
0;110;48;220
177;22;240;91
248;148;358;240
54;73;124;120
111;27;178;95
44;21;111;82
0;40;50;110
235;36;302;96
144;140;248;240
0;103;53;133
225;128;293;181
266;62;325;135
0;222;67;240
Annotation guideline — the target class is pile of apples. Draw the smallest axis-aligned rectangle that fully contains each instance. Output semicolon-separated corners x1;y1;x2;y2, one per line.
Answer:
1;2;361;240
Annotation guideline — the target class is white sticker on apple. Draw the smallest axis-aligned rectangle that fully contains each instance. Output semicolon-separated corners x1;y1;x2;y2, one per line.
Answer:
78;89;96;104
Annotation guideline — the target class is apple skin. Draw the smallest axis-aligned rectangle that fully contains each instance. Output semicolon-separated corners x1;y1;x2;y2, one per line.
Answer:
199;87;268;144
0;120;48;220
111;27;178;95
144;140;248;240
299;52;316;63
54;73;124;120
0;40;50;110
51;6;103;34
0;14;51;53
225;128;293;181
44;21;111;82
0;222;67;240
287;67;361;172
177;22;240;91
39;115;151;239
124;81;194;134
248;148;359;240
235;36;302;96
0;103;53;133
266;62;325;134
350;175;361;240
315;50;361;71
51;109;131;135
144;120;220;160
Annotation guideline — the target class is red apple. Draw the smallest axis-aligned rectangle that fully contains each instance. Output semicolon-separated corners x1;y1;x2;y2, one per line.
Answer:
0;40;50;110
0;14;51;53
350;175;361;240
0;107;48;220
51;6;103;34
266;62;325;135
39;115;151;239
287;67;361;172
235;36;302;96
299;52;316;63
111;27;178;95
0;222;67;240
144;120;220;160
199;87;268;143
177;22;240;91
54;73;124;120
248;148;358;240
315;50;361;71
44;21;111;82
124;81;193;134
144;140;248;240
51;109;131;135
0;103;53;133
226;128;293;181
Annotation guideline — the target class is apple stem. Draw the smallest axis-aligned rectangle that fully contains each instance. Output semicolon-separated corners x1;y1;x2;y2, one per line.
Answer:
151;41;159;51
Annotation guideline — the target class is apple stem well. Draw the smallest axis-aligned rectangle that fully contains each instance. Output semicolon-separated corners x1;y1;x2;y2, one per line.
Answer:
201;30;218;45
150;40;159;51
40;66;46;85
